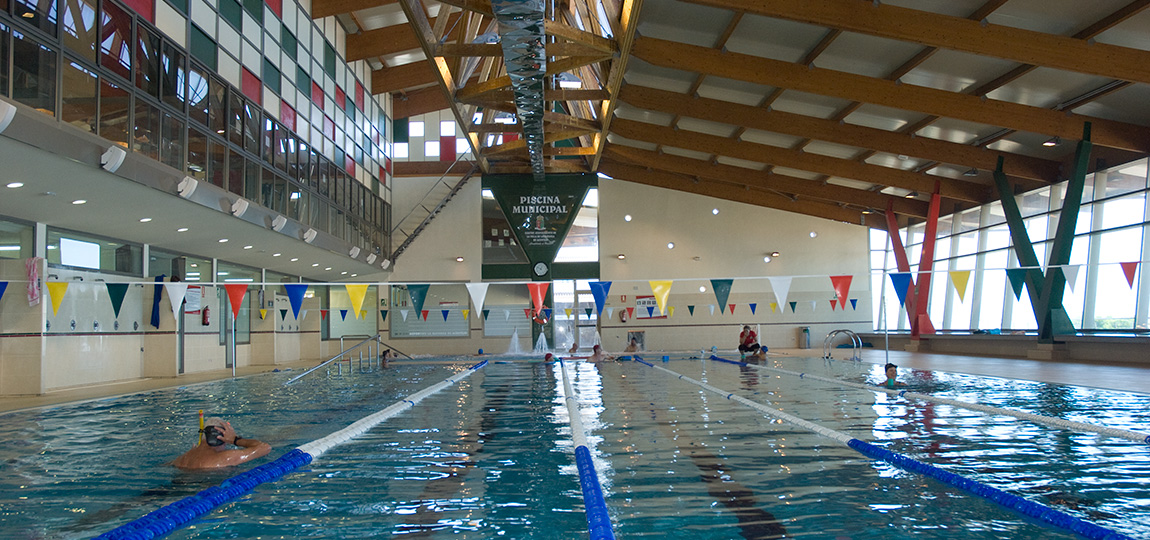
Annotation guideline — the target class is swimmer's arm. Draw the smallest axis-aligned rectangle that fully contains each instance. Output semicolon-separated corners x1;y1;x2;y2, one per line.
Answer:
219;438;271;466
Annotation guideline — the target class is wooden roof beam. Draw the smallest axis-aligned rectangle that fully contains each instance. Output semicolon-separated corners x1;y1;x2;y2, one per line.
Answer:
346;13;464;62
687;0;1150;85
611;118;988;203
588;0;643;170
371;61;437;94
631;37;1150;154
391;85;450;118
311;0;396;18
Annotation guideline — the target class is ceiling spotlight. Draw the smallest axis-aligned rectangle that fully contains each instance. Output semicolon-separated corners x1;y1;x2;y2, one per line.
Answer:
177;227;189;232
617;254;625;260
1043;136;1061;147
218;238;228;243
905;191;918;199
6;182;23;188
243;245;253;250
139;218;152;223
699;286;706;293
340;271;348;275
712;208;719;215
963;168;979;177
861;209;873;215
312;263;320;267
770;251;780;257
456;256;464;262
324;267;332;271
273;253;281;257
290;258;298;262
72;199;87;205
809;231;818;238
624;214;632;222
667;242;675;249
764;256;772;263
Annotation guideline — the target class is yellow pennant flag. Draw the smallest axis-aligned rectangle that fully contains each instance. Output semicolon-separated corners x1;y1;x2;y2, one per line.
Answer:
949;270;972;302
462;309;470;320
46;282;68;316
649;280;673;315
770;302;778;313
345;284;369;320
565;308;572;318
360;310;367;320
668;306;675;318
259;309;267;319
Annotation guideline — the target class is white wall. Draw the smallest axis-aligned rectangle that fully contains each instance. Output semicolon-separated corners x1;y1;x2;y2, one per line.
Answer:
387;176;483;283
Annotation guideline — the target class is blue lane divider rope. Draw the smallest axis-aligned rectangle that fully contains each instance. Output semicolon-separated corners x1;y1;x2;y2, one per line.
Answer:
95;360;489;540
558;358;616;540
635;359;1135;540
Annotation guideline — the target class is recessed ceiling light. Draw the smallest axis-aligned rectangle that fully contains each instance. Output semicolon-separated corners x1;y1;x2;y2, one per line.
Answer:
809;231;818;238
272;253;281;257
324;267;332;271
624;214;632;222
218;238;228;243
456;256;464;262
139;218;152;222
243;245;253;249
340;271;348;275
290;257;299;262
699;286;706;293
72;199;87;205
351;273;357;277
667;242;675;249
6;182;24;188
177;227;189;232
312;263;319;267
771;251;780;257
712;208;719;215
764;256;772;263
617;254;625;260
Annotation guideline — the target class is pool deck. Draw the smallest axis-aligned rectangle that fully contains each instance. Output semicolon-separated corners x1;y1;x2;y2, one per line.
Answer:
2;349;1149;414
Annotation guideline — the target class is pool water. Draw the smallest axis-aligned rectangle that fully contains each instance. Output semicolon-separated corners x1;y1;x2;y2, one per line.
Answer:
1;355;1148;539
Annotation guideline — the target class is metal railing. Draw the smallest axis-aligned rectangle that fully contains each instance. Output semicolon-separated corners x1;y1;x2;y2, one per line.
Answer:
822;329;863;361
284;334;394;385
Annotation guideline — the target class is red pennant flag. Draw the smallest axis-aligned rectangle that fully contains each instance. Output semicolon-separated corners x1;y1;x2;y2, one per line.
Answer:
830;275;853;311
831;300;838;310
626;307;634;319
421;309;429;321
728;303;736;314
320;309;329;320
223;284;248;320
1121;262;1139;288
527;282;550;316
524;308;534;319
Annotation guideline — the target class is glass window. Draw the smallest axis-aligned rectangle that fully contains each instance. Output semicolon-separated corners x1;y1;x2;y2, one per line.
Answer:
287;181;304;221
978;249;1008;331
46;227;142;275
244;157;259;199
1104;160;1148;199
182;256;211;282
262;116;275;164
188;63;209;125
1099;192;1146;231
208;137;226;187
273;175;287;213
12;30;57;115
227;149;244;194
317;158;329;197
187;127;208;179
208;75;225;135
99;1;131;80
0;218;35;260
1018;187;1051;217
330;206;344;239
62;59;97;133
555;190;599;263
424;139;439;157
135;27;160;96
62;0;96;61
243;99;259;154
133;100;160;159
394;142;408;158
275;126;288;172
98;78;129;145
1;22;9;98
260;166;274;208
409;120;423;137
13;0;57;36
160;42;185;110
161;111;184;169
1092;228;1142;329
440;120;454;136
227;88;243;145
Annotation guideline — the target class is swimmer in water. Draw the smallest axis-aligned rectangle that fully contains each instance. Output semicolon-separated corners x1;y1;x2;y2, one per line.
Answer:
170;417;271;470
882;363;906;388
568;342;579;354
588;344;614;363
623;337;640;352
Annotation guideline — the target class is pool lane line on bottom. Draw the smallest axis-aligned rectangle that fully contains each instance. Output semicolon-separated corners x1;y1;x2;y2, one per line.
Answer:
709;355;1150;447
630;356;1136;540
94;360;489;540
558;359;616;540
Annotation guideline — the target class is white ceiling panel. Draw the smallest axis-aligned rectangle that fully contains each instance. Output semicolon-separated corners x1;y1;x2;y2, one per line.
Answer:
987;0;1129;36
770;90;855;120
814;32;925;79
725;14;828;63
662;146;713;161
803;140;867;161
355;4;406;30
624;58;697;93
916;117;1002;145
696;76;773;107
677;116;739;138
987;132;1078;161
902;49;1019;94
987;67;1113;109
606;135;658;151
739;128;804;149
878;0;990;18
771;167;822;180
1072;83;1150;126
635;0;733;47
1094;9;1150;51
382;50;425;67
826;177;879;191
614;103;675;126
715;156;768;171
843;104;931;132
866;152;931;171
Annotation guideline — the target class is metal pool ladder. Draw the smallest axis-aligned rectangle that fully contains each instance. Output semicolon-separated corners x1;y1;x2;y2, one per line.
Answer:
822;329;863;361
284;334;409;385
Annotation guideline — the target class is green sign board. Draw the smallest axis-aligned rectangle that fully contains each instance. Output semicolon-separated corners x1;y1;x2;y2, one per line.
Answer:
483;173;597;280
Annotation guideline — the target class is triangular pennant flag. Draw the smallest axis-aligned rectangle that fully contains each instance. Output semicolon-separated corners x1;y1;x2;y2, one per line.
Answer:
421;309;429;321
810;300;817;312
711;279;733;313
709;304;715;316
483;309;490;320
543;308;552;320
949;270;971;302
668;306;675;318
831;300;838;310
345;284;368;319
589;281;612;315
626;307;635;319
565;308;572;318
224;284;248;320
889;273;913;307
46;282;68;316
1005;268;1028;300
524;308;533;320
465;282;490;311
749;303;757;315
106;283;129;318
527;282;550;316
163;283;189;322
0;282;6;305
340;309;348;321
646;306;655;317
150;275;164;329
584;307;593;317
400;309;408;321
1121;262;1139;288
380;309;388;321
259;309;267;319
320;309;329;320
462;309;469;320
360;310;366;319
770;302;777;313
767;276;792;309
850;298;858;310
300;309;309;321
504;309;510;320
788;301;797;313
649;280;673;315
441;309;450;321
606;307;613;319
279;309;287;319
407;284;430;316
687;305;695;316
829;275;853;311
1063;265;1081;293
728;303;736;314
284;284;308;320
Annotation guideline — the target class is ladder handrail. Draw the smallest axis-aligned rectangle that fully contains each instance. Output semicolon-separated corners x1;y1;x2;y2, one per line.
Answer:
284;334;382;385
822;329;862;360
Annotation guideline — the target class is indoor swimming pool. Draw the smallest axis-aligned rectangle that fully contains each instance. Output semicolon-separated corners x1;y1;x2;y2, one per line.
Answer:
1;354;1148;539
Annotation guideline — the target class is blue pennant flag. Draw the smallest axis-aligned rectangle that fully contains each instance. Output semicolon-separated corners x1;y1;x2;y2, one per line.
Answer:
0;281;6;304
687;305;695;316
889;273;913;307
380;309;388;321
589;281;612;315
441;309;450;321
543;308;552;320
646;306;655;317
340;309;348;321
850;298;858;310
749;303;757;315
284;284;308;320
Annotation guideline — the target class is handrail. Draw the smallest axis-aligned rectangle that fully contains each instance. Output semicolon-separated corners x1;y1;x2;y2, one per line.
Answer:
822;329;862;360
284;334;382;385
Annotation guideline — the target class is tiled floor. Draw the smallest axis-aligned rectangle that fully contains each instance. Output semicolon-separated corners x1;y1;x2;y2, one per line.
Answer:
3;348;1148;415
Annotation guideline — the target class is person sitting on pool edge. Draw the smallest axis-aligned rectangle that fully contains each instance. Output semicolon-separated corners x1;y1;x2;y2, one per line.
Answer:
882;363;906;388
171;417;271;470
738;325;764;357
568;342;579;354
623;337;640;352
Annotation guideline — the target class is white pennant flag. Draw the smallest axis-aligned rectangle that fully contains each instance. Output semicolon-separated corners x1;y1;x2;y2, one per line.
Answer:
465;283;490;311
504;309;510;320
164;283;189;322
810;300;817;312
1063;265;1081;293
709;304;715;316
400;309;409;321
767;276;792;307
605;307;613;320
300;309;308;321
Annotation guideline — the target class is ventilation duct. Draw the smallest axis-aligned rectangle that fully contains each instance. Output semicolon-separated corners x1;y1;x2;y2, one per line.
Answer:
491;0;547;181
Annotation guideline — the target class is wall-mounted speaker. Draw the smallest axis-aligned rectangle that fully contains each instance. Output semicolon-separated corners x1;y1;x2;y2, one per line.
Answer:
101;146;127;173
349;246;360;258
271;215;288;231
365;253;377;265
303;228;318;243
380;259;391;270
231;198;250;217
177;176;198;199
0;101;16;135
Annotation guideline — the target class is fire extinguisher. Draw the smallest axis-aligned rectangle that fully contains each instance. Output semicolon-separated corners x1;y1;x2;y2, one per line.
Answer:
202;305;211;326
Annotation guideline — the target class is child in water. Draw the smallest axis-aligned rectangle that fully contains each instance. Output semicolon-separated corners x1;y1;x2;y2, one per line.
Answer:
882;363;906;388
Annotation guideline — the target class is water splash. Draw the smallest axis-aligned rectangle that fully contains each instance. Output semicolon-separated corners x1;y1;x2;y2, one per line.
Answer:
533;333;550;353
506;329;524;355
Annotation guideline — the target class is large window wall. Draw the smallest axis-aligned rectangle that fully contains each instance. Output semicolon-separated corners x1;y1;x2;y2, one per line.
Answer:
872;159;1150;334
0;0;391;257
